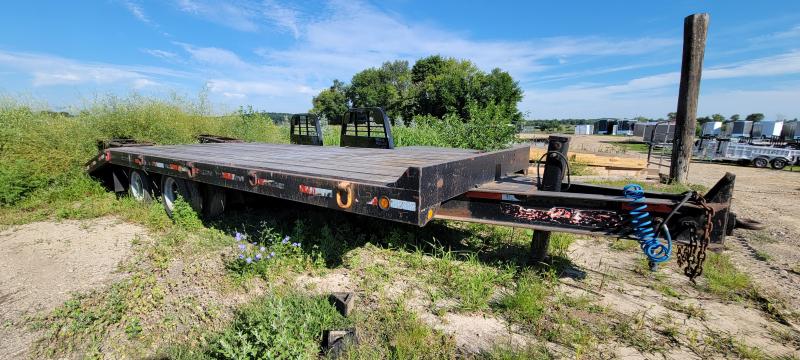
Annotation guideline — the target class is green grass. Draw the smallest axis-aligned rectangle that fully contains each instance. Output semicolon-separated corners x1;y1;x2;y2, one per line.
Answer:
336;300;458;359
703;253;756;301
0;95;287;222
610;239;639;252
497;272;554;326
754;250;773;262
607;140;650;154
586;178;708;194
481;344;554;359
166;290;349;359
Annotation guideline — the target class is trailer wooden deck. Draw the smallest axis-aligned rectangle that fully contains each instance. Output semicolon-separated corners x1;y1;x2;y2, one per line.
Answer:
90;143;530;226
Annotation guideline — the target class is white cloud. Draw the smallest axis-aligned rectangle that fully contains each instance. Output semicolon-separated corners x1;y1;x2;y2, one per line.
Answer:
176;0;259;32
175;42;248;67
143;49;179;61
208;79;316;96
0;50;188;88
122;0;150;24
521;51;800;118
133;78;159;89
262;0;301;38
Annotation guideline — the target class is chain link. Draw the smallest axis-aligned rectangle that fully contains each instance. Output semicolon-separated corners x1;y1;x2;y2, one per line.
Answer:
676;194;715;282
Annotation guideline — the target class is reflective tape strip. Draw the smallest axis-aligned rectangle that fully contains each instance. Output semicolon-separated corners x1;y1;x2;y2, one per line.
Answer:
389;199;416;211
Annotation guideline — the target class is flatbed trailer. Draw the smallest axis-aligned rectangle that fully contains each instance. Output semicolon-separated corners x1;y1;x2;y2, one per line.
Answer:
86;108;744;280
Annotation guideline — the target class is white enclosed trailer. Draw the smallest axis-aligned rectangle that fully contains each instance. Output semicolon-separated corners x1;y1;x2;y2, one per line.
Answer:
694;138;799;169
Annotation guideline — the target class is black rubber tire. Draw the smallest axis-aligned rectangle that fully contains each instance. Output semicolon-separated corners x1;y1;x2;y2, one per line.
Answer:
160;176;203;218
128;170;154;202
203;185;227;218
753;157;769;168
771;158;787;170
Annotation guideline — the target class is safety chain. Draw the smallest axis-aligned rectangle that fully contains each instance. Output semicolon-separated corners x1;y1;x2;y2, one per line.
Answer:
676;194;715;282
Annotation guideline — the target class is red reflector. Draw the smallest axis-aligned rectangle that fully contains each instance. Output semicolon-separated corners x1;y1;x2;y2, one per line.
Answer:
465;191;502;200
222;172;235;180
104;151;111;161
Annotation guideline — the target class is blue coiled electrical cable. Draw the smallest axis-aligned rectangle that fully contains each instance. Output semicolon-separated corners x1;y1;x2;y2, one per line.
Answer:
623;184;672;264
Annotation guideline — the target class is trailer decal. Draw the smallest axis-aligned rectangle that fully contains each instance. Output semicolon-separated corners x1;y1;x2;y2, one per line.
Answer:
247;174;285;189
221;172;245;182
152;161;165;168
299;185;332;198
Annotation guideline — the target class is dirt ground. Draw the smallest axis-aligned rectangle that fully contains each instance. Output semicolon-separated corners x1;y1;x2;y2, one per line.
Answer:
0;218;147;359
569;134;800;312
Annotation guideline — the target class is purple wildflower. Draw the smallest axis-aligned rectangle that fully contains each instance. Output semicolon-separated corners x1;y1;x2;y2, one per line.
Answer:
238;244;246;251
282;236;290;244
235;232;243;242
270;251;276;258
238;254;245;259
245;257;252;264
292;242;301;248
259;246;266;252
255;253;263;261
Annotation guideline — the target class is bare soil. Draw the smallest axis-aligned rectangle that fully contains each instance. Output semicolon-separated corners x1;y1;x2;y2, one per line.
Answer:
0;217;147;359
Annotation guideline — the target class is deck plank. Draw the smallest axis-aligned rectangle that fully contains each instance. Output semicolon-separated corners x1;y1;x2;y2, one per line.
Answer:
110;143;483;185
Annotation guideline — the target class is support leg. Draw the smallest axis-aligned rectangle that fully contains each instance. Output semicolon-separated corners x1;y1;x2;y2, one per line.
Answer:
529;135;570;264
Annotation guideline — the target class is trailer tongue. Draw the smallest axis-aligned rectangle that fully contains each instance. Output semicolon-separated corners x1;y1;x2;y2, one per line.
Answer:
86;108;742;281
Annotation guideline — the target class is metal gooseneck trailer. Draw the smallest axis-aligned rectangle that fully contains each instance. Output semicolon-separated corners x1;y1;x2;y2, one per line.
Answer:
87;108;742;279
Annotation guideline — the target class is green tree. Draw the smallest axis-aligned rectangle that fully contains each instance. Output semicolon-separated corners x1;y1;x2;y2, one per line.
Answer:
667;112;677;121
347;61;411;123
730;114;740;121
711;113;725;122
410;55;522;123
745;113;765;122
311;80;349;124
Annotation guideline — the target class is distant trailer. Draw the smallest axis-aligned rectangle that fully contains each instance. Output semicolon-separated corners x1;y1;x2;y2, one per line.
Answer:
701;122;722;137
781;121;800;140
730;121;753;138
694;137;800;170
751;121;783;139
574;124;593;135
643;123;675;143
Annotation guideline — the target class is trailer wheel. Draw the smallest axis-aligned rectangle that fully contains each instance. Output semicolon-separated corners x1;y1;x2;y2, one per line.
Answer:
161;176;203;218
753;157;769;168
771;158;788;170
129;170;154;202
203;185;227;218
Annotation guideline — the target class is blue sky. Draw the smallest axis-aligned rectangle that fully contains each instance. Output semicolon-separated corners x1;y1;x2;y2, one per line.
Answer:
1;1;799;119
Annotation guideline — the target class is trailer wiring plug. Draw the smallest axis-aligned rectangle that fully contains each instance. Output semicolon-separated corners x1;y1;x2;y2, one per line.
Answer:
624;184;672;271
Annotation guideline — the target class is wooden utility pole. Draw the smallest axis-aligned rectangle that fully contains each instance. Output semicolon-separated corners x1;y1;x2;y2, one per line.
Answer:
670;13;709;184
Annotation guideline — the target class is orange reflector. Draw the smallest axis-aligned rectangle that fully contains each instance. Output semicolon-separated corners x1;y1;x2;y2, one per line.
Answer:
378;196;390;210
427;208;434;220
